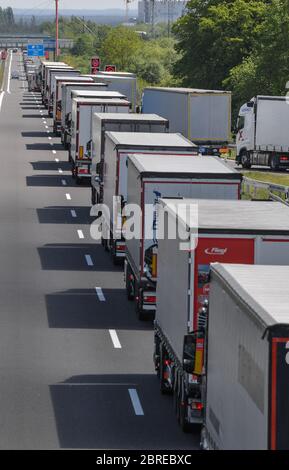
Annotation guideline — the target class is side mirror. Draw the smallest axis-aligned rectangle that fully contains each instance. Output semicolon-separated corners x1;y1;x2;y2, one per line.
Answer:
183;332;204;376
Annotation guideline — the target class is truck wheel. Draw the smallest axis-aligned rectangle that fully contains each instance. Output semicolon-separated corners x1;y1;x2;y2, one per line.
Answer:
270;155;280;171
125;263;134;301
101;236;109;252
240;151;251;169
135;291;147;321
91;188;96;205
179;397;193;433
159;345;172;394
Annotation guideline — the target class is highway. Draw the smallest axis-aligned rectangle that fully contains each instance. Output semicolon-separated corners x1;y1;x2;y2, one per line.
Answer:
0;52;198;449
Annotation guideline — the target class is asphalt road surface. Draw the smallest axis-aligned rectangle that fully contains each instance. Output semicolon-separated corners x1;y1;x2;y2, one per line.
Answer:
0;52;198;449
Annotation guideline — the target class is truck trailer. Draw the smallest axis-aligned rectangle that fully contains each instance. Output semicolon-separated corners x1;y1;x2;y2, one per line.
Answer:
236;96;289;170
52;76;94;135
43;65;72;108
48;69;80;117
154;199;289;432
100;132;197;263
70;98;131;183
90;113;169;205
200;263;289;450
61;84;109;148
125;156;242;319
142;87;232;154
90;74;137;111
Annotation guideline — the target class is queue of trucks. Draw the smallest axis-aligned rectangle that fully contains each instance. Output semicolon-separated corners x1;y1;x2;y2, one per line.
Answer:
25;53;289;450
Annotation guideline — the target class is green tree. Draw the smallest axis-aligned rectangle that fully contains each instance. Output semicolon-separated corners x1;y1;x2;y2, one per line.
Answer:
173;0;268;89
100;26;142;70
224;0;289;117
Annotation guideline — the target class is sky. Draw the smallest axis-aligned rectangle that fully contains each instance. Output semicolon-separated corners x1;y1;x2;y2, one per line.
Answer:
0;0;135;9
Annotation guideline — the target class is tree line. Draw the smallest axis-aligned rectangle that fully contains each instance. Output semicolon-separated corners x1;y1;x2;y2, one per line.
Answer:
173;0;289;118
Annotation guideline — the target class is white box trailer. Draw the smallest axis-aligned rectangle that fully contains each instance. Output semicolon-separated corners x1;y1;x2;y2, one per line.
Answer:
61;84;109;148
142;87;232;154
43;65;71;106
91;74;137;111
52;76;94;133
70;98;131;182
66;90;127;151
125;156;242;319
154;199;289;431
202;263;289;450
92;71;136;78
236;96;289;170
101;132;197;262
41;62;66;97
48;69;80;116
90;113;169;205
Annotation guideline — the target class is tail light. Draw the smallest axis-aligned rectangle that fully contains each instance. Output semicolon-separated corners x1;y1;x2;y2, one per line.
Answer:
280;155;289;161
191;402;203;411
78;168;88;174
143;295;156;304
117;243;126;252
79;146;84;159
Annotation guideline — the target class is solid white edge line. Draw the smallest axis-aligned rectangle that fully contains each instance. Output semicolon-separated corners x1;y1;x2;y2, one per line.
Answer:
95;287;106;302
109;329;121;349
85;254;93;266
6;52;12;94
0;91;5;112
77;229;84;239
128;389;144;416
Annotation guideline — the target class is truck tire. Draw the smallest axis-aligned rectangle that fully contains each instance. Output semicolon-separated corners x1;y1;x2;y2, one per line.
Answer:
240;150;251;169
178;397;193;433
101;236;109;252
159;345;171;394
135;290;147;321
91;188;96;205
125;262;134;301
270;155;280;171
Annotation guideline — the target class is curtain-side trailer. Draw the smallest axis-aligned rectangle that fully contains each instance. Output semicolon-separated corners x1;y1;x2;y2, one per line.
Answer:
200;263;289;450
155;199;289;432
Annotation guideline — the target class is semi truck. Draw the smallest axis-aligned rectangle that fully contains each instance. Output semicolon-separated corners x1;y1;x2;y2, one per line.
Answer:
90;113;169;205
100;132;197;263
42;64;71;107
125;156;242;319
48;69;80;116
142;87;231;155
70;98;131;183
61;83;109;148
154;198;289;432
90;74;137;112
52;75;93;134
236;96;289;170
199;263;289;450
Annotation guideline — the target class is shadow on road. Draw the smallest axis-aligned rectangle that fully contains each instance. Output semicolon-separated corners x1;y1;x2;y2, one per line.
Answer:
30;161;70;171
49;374;198;449
38;243;121;272
26;175;74;187
37;206;93;224
26;143;64;151
45;288;152;330
22;114;45;119
22;131;51;138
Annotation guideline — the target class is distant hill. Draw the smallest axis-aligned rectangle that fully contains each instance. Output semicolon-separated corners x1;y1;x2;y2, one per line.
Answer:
13;8;138;25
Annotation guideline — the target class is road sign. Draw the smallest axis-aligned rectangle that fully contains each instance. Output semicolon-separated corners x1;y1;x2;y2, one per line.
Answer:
105;65;116;72
91;67;100;75
27;44;44;57
91;56;100;74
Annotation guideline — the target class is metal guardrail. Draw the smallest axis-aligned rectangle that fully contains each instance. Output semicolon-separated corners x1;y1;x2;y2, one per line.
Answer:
242;176;289;205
